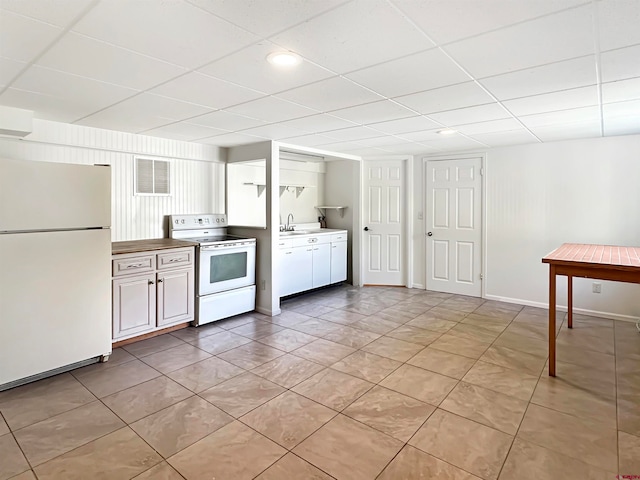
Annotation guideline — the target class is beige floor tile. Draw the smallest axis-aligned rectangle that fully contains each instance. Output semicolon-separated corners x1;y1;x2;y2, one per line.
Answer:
548;360;616;398
556;328;615;355
190;330;253;354
140;343;211;374
123;334;185;357
318;309;367;325
257;329;318;352
407;347;476;379
102;376;193;423
376;306;422;324
618;392;640;436
218;342;284;369
440;296;485;313
0;373;96;431
0;433;30;479
343;385;435;441
322;325;381;348
430;334;492;359
251;354;325;388
531;376;617;428
407;316;459;333
556;344;616;372
502;322;549;341
517;404;618;472
170;324;223;343
270;310;313;328
472;303;521;321
14;401;124;466
290;303;336;318
619;431;640;474
440;382;528;435
447;323;501;344
72;348;136;375
215;313;259;330
462;361;538;401
499;438;611;480
343;301;386;316
378;445;480;480
292;368;374;411
331;351;402;383
290;318;341;337
419;306;469;322
350;316;400;335
200;372;285;418
0;416;7;436
131;396;233;458
410;409;513;480
461;314;512;329
133;461;184;480
34;427;161;480
166;356;244;393
380;364;458;405
291;338;356;366
72;359;161;398
294;414;403;480
493;331;548;358
254;452;334;480
385;325;443;345
361;336;424;362
168;421;285;480
241;391;335;449
7;470;37;480
479;345;546;376
229;321;284;340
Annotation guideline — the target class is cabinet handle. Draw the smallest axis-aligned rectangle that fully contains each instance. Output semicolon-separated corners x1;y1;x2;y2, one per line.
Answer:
307;248;312;251
313;248;319;251
158;279;163;283
126;263;144;268
332;245;337;248
285;252;293;255
168;258;181;263
148;280;155;285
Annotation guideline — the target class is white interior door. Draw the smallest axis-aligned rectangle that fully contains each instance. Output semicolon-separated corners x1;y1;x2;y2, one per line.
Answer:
425;157;482;296
362;160;404;286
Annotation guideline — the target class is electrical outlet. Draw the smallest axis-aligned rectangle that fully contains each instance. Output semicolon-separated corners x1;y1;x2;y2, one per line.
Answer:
260;280;266;291
592;282;602;294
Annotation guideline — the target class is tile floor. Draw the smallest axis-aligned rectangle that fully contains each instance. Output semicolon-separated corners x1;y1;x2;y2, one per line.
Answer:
1;285;639;480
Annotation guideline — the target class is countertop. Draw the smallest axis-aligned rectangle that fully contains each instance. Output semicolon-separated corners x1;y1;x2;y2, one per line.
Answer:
112;238;198;255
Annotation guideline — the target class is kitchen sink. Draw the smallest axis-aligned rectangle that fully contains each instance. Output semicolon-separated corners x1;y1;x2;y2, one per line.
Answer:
279;230;309;236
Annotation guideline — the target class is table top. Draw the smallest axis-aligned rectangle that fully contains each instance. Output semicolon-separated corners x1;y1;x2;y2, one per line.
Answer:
542;243;640;268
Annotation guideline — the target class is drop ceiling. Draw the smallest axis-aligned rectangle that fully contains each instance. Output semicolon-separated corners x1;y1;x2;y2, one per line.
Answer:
1;0;639;156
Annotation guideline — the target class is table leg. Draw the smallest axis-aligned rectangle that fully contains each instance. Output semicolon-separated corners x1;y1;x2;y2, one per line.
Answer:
567;275;573;328
549;265;556;377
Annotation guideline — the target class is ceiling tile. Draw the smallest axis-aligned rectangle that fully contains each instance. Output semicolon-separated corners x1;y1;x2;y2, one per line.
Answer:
428;103;510;126
468;129;538;147
190;0;347;38
143;122;230;141
602;77;640;104
603;99;640;117
225;96;318;122
444;5;595;78
198;42;334;95
150;72;265;109
398;128;450;142
9;65;138;121
340;146;393;156
519;106;601;128
595;0;640;51
600;45;640;82
329;100;416;124
186;110;266;131
270;0;432;73
391;0;586;45
503;86;599;116
0;56;26;86
345;48;470;98
602;99;640;135
455;118;523;135
1;0;96;27
424;135;489;150
366;115;442;134
277;114;358;133
0;9;61;62
354;135;411;148
529;121;602;142
72;0;258;68
77;93;213;132
480;56;597;100
199;131;267;147
37;32;187;90
315;140;371;152
396;82;495;114
319;125;383;142
381;143;439;154
239;123;311;140
276;76;382;112
280;133;341;147
0;87;95;123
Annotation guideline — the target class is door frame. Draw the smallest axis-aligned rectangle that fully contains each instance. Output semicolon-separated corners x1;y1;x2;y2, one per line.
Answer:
359;156;413;288
422;153;487;298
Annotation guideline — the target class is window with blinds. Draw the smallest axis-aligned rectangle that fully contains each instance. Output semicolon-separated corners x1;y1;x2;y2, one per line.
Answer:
135;157;170;195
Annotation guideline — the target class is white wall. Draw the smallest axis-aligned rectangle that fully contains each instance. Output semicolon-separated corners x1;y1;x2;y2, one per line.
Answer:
412;134;640;320
227;162;266;227
0;119;225;241
279;159;325;225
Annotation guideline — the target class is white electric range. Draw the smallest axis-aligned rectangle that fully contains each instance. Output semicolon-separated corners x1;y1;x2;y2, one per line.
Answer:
169;214;256;326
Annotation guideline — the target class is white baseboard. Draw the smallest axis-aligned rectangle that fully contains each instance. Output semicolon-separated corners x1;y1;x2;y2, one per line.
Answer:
483;294;640;323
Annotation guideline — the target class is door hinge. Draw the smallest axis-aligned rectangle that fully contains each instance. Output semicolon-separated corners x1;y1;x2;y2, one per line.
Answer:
480;273;483;280
480;168;484;176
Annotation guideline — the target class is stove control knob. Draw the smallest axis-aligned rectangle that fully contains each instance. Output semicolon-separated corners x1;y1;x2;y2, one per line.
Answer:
216;218;220;223
174;220;178;224
181;219;185;224
221;218;225;223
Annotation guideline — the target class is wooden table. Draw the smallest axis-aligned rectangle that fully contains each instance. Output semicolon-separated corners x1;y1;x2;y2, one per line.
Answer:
542;243;640;376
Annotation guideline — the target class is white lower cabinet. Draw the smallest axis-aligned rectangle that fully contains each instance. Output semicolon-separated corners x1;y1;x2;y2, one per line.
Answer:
112;246;194;341
312;243;331;288
330;240;348;283
280;245;312;297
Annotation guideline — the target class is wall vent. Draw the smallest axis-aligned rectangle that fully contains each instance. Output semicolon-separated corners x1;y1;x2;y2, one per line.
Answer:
135;157;170;195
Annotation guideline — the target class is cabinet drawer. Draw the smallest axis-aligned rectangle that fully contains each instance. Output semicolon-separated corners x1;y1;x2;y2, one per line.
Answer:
292;235;331;247
113;254;155;277
331;233;347;242
157;248;193;270
278;238;293;249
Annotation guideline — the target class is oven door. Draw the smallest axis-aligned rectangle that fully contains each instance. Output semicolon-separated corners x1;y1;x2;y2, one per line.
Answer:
198;243;256;295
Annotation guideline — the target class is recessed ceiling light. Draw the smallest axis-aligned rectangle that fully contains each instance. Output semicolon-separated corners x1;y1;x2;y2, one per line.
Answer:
266;51;302;67
437;129;457;135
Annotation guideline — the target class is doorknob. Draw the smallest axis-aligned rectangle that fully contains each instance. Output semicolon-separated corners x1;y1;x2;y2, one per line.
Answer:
364;226;370;231
427;232;433;236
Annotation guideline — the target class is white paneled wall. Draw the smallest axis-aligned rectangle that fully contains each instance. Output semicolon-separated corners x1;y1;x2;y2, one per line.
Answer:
0;119;225;240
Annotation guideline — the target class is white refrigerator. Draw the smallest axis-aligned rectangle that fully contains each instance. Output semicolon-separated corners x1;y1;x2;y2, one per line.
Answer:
0;158;112;390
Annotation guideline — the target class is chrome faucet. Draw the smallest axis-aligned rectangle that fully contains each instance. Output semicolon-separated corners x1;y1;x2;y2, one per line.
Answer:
286;213;294;231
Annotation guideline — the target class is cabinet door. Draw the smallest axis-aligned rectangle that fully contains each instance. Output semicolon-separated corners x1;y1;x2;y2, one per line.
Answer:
157;267;194;327
113;273;156;340
280;246;312;296
312;243;331;288
330;241;348;283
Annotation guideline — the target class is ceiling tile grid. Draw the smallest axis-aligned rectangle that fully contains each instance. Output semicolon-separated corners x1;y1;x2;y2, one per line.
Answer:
1;0;639;154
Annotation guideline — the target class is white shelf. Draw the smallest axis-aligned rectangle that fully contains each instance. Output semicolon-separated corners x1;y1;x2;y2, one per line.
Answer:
244;182;315;197
243;182;266;196
315;206;348;218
